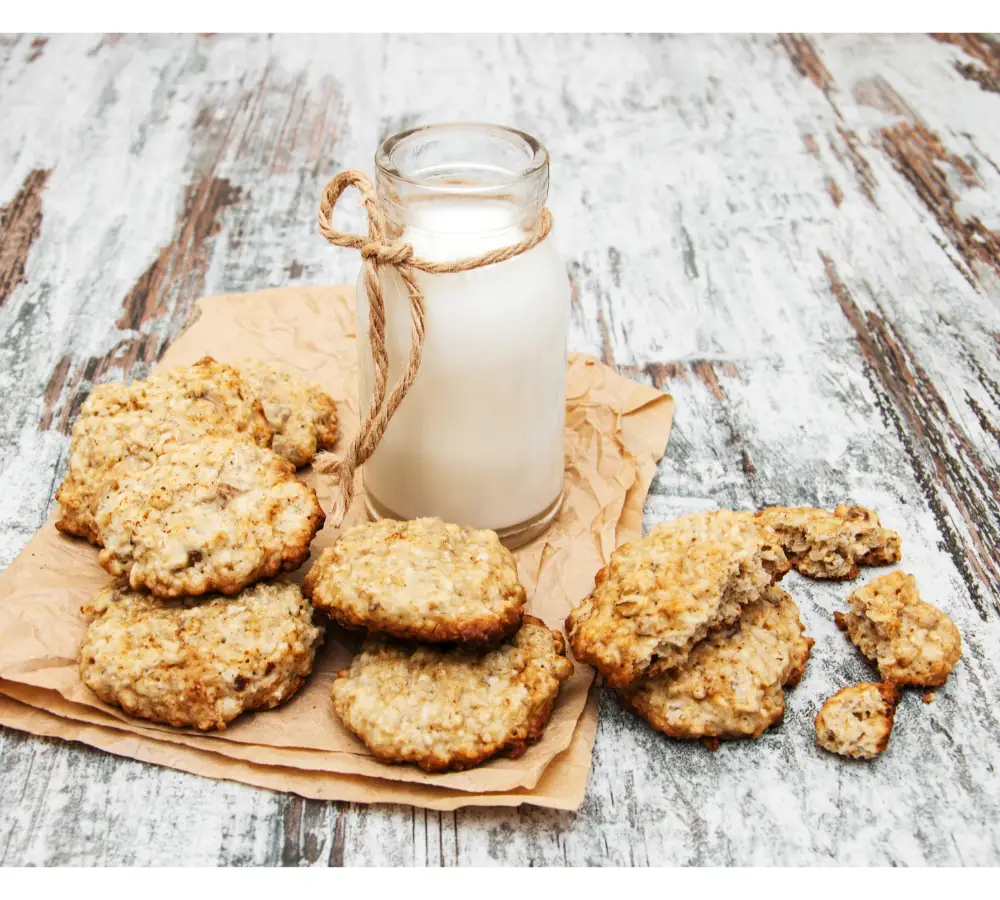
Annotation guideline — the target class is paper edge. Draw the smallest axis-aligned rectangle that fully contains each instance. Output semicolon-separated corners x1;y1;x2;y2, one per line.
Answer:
0;685;599;811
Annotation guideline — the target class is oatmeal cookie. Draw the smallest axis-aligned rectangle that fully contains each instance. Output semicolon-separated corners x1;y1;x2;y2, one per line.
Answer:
304;518;526;645
79;581;323;730
96;437;325;597
56;357;272;544
617;586;813;742
755;504;901;580
565;510;790;689
237;358;338;468
815;682;900;760
330;616;573;772
835;571;961;687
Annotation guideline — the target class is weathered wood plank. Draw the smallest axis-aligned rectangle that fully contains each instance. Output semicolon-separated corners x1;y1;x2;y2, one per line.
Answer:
932;34;1000;94
0;169;50;312
1;33;1000;866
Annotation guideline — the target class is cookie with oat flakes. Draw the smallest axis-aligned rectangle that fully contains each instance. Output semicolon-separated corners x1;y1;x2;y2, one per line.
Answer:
565;510;790;689
617;586;813;742
95;437;325;598
835;571;961;687
754;504;901;580
79;580;323;731
330;616;573;772
55;356;272;545
304;517;526;645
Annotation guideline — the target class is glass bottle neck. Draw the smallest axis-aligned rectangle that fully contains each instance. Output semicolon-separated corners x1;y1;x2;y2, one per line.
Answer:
374;123;549;262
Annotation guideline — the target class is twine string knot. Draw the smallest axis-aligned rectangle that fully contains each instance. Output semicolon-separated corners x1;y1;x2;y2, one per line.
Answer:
359;241;413;265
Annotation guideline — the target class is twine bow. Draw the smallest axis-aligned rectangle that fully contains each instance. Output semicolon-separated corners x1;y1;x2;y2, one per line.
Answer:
315;169;553;526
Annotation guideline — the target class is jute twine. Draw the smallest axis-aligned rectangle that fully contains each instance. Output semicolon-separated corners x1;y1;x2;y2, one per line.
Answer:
314;169;553;526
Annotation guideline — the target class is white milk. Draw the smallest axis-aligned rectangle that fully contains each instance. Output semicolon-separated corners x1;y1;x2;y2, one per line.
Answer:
354;197;570;534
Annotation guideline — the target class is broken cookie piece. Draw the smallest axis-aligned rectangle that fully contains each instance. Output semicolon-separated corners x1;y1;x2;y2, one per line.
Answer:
566;510;790;689
755;504;901;580
815;682;900;760
618;586;813;742
835;571;961;687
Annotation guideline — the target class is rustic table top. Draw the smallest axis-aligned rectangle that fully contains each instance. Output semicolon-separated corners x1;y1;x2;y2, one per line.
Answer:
2;32;1000;866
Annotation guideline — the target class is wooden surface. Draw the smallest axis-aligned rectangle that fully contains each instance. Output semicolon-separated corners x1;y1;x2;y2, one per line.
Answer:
2;33;1000;866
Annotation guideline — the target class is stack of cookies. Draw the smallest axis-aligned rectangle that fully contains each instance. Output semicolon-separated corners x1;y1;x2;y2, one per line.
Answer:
61;356;574;769
306;518;574;772
63;356;337;730
566;510;813;746
565;504;962;758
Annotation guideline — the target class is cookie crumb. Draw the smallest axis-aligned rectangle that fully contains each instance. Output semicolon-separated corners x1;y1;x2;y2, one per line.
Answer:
237;358;338;468
815;682;899;760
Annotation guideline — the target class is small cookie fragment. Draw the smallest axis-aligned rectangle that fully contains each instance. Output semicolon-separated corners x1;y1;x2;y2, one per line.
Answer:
815;682;900;760
565;510;790;689
618;587;813;742
79;581;324;730
56;356;272;544
835;571;961;687
305;518;525;645
96;437;325;598
237;358;338;468
754;504;901;580
330;616;574;772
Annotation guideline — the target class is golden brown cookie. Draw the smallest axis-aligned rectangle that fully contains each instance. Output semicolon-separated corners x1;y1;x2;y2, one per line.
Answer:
95;437;325;598
56;356;272;544
304;518;525;645
617;586;813;742
815;682;900;760
835;571;961;687
237;358;338;468
565;510;790;689
755;504;901;580
79;581;324;730
330;616;573;772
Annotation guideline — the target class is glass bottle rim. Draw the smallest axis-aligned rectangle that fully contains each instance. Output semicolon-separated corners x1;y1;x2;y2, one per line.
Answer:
375;122;549;190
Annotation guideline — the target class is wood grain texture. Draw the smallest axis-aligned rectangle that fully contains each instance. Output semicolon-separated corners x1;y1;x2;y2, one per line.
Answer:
932;34;1000;94
2;33;1000;866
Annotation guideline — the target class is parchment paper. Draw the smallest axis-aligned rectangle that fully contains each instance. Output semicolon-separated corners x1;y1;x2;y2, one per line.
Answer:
0;285;673;809
0;688;599;811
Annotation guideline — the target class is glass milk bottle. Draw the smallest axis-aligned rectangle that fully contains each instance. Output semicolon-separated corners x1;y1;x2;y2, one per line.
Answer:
355;123;570;547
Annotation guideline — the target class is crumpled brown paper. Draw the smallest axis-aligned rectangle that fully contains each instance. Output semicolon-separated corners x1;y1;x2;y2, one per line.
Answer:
0;285;673;810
